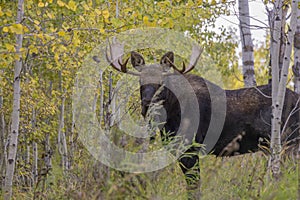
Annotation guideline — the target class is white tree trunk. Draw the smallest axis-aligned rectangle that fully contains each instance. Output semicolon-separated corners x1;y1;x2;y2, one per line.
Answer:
269;0;298;178
105;72;113;130
238;0;256;87
31;108;38;184
58;71;69;170
44;81;52;171
58;90;69;170
99;70;104;126
3;0;24;199
25;144;32;187
0;80;5;188
70;78;77;169
32;142;38;184
44;133;52;171
279;6;288;73
269;0;282;178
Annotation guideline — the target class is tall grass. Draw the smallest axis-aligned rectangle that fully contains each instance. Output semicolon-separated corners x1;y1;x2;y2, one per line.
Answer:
6;149;298;200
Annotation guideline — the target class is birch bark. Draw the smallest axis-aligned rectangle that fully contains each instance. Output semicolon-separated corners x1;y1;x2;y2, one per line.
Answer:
0;77;5;188
238;0;256;87
269;0;298;178
4;0;24;199
58;72;69;170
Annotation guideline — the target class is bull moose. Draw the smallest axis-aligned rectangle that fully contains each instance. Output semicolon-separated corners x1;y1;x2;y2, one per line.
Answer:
106;38;300;197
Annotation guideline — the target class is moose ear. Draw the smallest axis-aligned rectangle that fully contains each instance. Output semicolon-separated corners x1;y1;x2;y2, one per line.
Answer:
131;51;145;72
160;52;174;71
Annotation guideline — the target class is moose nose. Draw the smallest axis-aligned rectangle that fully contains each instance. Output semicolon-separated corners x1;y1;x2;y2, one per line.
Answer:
142;98;152;106
141;98;151;117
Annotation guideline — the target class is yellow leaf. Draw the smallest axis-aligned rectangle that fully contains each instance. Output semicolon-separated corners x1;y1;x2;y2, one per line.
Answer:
143;16;152;26
2;27;9;32
58;31;65;36
5;43;15;52
185;10;191;17
14;54;21;60
95;9;101;15
27;1;32;9
59;45;67;52
37;33;44;39
79;16;85;21
143;16;149;24
30;46;38;54
54;53;59;63
48;0;53;3
34;20;40;25
6;10;12;17
0;6;4;17
73;38;80;46
10;24;23;34
168;18;174;28
82;3;90;11
23;26;29;33
57;0;65;7
67;0;77;11
51;45;56;52
100;28;105;34
50;27;57;32
38;2;45;7
104;18;110;23
102;10;109;19
124;8;132;13
47;12;53;19
34;24;41;31
46;64;53;69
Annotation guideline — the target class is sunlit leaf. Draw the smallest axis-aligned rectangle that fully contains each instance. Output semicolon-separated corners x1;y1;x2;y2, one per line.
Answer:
82;2;90;11
34;20;40;25
38;2;45;7
2;27;9;32
143;16;149;24
5;43;15;52
58;31;65;36
0;6;4;17
5;10;12;17
67;0;77;11
10;24;23;34
57;0;65;7
95;9;101;15
102;10;109;19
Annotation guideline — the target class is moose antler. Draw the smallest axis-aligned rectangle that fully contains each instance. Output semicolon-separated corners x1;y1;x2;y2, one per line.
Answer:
106;37;140;76
169;44;203;74
184;45;202;73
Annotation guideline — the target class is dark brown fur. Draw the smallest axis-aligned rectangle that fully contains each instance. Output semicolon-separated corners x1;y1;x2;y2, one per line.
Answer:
153;73;299;189
166;74;300;156
108;47;300;196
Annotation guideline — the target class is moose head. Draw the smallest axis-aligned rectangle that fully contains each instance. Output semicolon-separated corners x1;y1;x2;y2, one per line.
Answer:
106;37;202;117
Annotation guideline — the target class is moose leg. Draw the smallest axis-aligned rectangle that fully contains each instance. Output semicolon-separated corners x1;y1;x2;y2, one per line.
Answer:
179;153;201;200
